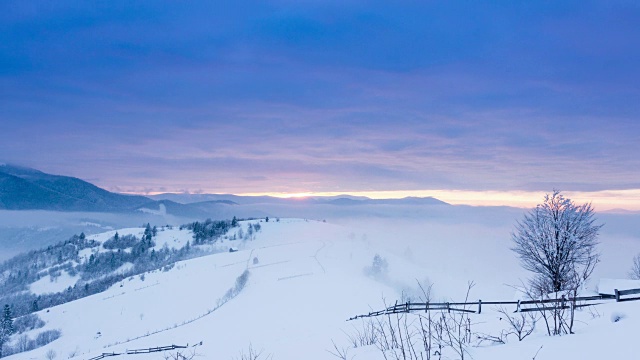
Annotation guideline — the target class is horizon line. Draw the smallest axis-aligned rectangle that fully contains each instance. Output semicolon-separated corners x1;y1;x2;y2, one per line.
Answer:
120;189;640;212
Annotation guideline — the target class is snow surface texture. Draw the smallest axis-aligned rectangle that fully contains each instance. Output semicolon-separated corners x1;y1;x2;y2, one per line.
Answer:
4;218;640;360
30;272;80;296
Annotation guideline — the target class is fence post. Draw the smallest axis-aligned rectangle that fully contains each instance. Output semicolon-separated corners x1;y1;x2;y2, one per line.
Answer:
516;300;521;312
447;302;451;313
478;300;482;314
615;289;620;302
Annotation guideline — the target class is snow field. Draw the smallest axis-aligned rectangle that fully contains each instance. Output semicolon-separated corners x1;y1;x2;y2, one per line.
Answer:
5;217;640;360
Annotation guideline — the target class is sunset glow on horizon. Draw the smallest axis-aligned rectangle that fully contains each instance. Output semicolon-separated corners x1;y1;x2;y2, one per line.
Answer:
240;189;640;211
125;188;640;212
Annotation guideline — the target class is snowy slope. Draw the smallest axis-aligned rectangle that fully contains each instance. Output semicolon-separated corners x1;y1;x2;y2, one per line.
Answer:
5;218;640;360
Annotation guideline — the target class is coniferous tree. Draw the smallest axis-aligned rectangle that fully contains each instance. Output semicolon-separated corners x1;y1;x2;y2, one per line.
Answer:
144;223;153;241
0;304;13;356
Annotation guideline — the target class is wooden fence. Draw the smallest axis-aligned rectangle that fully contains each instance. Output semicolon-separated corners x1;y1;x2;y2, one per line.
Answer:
615;288;640;302
126;344;188;354
86;343;197;360
348;288;640;321
88;353;121;360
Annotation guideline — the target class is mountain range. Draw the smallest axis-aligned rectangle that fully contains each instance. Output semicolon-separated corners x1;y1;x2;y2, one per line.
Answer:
0;164;448;213
0;164;152;212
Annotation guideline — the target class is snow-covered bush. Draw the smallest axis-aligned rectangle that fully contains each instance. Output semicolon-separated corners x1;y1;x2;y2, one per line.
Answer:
0;328;61;357
35;329;61;346
12;313;45;334
217;270;251;307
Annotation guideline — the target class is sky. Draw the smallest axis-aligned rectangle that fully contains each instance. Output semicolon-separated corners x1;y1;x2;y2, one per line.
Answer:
1;1;640;210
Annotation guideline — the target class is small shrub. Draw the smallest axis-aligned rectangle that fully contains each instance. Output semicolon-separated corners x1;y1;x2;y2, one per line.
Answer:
12;313;45;334
36;329;61;346
0;329;61;357
45;348;56;360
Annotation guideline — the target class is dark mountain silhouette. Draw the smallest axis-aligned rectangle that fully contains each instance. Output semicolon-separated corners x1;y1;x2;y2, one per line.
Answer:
0;164;449;213
0;164;151;212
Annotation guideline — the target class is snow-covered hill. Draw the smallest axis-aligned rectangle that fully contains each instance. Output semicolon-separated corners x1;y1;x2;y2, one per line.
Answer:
3;218;640;360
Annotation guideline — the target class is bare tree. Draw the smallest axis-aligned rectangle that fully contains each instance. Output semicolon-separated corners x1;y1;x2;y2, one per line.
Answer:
163;349;198;360
344;319;378;348
327;340;352;360
13;334;27;353
512;191;602;336
496;306;537;341
438;282;475;360
67;347;80;359
629;253;640;280
233;344;272;360
45;348;56;360
512;190;602;294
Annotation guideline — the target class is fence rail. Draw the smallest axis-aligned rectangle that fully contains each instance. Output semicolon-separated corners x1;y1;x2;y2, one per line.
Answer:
88;353;121;360
86;343;198;360
347;288;640;321
126;344;188;354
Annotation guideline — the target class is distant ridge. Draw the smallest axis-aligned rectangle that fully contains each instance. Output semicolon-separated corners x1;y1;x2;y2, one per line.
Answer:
326;196;448;206
0;164;449;213
0;164;151;212
150;193;449;206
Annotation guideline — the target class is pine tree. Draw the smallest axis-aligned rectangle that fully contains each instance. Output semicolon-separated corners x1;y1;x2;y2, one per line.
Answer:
371;254;388;276
144;223;153;241
0;304;13;356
